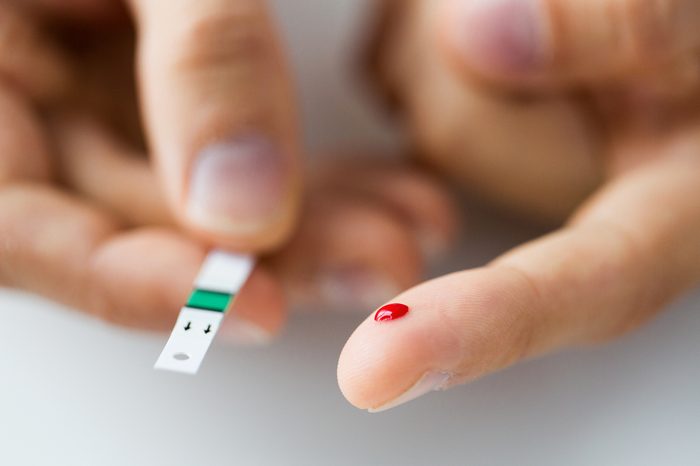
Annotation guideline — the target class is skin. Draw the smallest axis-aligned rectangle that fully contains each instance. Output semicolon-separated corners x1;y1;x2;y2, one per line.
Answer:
0;2;457;339
12;0;300;251
4;0;699;414
337;0;700;411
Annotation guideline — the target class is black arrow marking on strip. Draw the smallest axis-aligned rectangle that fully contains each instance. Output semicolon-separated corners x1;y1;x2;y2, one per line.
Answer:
204;324;212;334
184;321;191;331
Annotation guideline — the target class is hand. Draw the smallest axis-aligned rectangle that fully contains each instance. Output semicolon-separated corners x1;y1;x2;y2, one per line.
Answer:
337;0;700;411
10;0;301;251
0;3;457;340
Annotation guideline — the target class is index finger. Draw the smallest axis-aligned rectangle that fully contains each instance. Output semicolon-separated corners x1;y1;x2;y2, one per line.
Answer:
338;131;700;412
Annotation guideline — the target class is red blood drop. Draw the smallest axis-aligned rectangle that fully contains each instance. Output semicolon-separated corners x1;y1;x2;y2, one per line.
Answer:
374;303;409;322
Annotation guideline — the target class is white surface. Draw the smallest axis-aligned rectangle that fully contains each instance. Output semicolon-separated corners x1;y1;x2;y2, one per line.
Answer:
153;308;225;375
194;251;254;294
2;282;700;465
1;1;700;465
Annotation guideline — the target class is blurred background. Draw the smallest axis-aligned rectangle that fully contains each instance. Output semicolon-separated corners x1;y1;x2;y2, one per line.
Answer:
1;1;699;465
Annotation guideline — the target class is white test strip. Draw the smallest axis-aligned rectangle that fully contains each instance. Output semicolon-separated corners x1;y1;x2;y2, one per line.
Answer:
154;250;255;375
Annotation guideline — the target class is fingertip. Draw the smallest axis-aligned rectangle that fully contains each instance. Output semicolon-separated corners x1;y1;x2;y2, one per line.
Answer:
219;264;287;345
339;164;461;263
378;169;460;263
337;268;538;411
439;0;547;84
337;298;460;411
273;196;423;312
90;228;205;330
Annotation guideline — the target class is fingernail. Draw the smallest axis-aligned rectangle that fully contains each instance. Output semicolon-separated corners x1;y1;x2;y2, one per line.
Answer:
219;314;272;346
451;0;546;76
319;268;401;311
186;135;290;235
368;371;452;413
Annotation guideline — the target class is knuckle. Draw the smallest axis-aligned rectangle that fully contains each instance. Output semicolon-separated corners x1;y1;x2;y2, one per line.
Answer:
169;7;271;74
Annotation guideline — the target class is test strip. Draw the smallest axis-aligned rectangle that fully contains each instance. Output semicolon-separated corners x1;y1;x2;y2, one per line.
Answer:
154;250;255;374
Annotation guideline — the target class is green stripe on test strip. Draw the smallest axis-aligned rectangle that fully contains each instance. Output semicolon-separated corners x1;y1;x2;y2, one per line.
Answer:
186;289;233;312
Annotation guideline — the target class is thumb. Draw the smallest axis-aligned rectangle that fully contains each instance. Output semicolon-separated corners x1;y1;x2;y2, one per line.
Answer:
439;0;700;87
129;0;301;251
338;136;700;412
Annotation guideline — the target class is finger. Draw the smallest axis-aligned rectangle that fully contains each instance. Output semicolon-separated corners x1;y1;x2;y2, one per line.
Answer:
439;0;700;88
0;3;71;101
271;195;423;312
338;133;700;411
316;161;459;261
372;0;603;221
0;183;285;341
129;0;301;251
51;114;173;227
0;84;51;183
